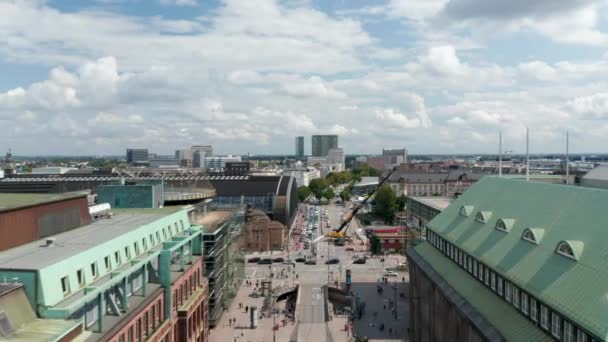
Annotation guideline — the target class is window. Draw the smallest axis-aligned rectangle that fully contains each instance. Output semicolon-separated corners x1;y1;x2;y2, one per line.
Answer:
564;321;574;342
163;228;167;239
476;212;485;223
115;251;121;266
496;219;508;232
540;305;549;329
497;277;503;295
490;272;496;290
91;262;98;279
477;264;484;281
460;205;473;217
521;292;529;314
77;269;85;287
513;287;520;309
577;330;587;342
104;256;111;270
156;231;161;242
484;267;489;285
180;220;185;230
530;298;538;322
174;223;179;233
473;260;478;276
505;282;512;302
142;238;147;251
125;247;131;260
150;234;154;246
552;313;561;338
467;257;472;273
61;276;71;295
522;228;540;244
134;242;140;255
557;241;578;260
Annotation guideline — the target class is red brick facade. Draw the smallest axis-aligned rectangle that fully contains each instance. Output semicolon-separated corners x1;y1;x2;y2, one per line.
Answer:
105;288;167;342
171;258;209;342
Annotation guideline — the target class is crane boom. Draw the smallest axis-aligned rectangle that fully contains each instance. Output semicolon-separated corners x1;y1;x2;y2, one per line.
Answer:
332;166;399;235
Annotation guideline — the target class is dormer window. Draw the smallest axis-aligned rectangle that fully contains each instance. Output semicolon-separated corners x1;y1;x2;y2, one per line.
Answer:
495;218;514;232
476;211;492;223
557;241;578;260
460;205;474;217
522;228;543;244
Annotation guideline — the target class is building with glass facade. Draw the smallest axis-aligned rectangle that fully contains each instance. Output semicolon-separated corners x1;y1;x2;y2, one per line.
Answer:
311;135;338;157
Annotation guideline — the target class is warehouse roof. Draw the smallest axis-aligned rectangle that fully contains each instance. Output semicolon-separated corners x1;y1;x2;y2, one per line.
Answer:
0;192;87;212
410;243;552;342
409;197;453;211
0;211;168;269
427;176;608;339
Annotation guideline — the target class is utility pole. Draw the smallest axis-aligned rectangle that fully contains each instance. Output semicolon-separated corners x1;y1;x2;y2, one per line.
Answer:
272;291;276;342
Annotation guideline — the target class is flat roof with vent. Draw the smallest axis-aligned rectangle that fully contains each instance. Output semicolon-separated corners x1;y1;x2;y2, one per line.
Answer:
0;193;87;213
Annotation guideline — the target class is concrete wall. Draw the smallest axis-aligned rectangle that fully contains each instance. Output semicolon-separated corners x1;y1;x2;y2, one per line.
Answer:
407;254;486;342
0;196;90;251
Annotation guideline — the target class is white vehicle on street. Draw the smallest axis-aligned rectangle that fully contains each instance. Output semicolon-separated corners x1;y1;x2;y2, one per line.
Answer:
383;270;398;277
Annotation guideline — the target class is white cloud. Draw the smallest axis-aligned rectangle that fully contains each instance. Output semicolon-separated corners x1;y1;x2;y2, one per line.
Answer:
568;93;608;119
518;61;557;81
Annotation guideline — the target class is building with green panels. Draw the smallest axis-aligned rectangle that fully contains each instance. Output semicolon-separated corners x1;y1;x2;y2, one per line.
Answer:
407;177;607;342
0;207;204;340
97;180;163;209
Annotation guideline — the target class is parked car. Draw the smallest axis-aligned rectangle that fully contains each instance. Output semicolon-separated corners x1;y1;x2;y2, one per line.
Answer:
273;257;284;263
258;258;272;265
325;258;340;265
248;257;261;263
384;270;398;277
353;258;366;264
295;257;306;263
305;259;317;265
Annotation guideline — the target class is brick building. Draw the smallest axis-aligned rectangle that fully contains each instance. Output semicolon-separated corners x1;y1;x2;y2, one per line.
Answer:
243;207;285;252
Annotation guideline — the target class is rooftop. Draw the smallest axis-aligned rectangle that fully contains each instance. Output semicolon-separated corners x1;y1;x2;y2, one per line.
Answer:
0;211;168;270
0;192;87;212
410;197;453;211
427;176;608;339
353;176;379;187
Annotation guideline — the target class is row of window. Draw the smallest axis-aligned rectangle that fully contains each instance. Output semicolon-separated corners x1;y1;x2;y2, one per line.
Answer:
60;220;186;297
115;296;165;342
172;266;203;312
426;230;599;342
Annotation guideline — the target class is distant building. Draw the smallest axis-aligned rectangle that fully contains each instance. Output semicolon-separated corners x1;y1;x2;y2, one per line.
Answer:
191;145;213;168
581;165;608;189
149;156;179;168
126;148;149;164
407;177;606;342
0;192;91;251
282;167;321;187
405;196;453;229
31;167;78;175
224;161;251;176
327;147;345;170
371;230;407;253
243;207;285;252
295;136;305;159
387;170;483;197
311;135;338;157
205;155;242;170
352;176;379;195
175;149;193;167
382;148;407;163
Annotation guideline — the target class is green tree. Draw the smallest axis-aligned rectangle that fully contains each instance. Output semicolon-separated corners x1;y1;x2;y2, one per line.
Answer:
370;235;381;255
340;189;352;201
374;184;396;223
297;186;311;202
308;178;327;198
323;188;335;200
396;194;407;211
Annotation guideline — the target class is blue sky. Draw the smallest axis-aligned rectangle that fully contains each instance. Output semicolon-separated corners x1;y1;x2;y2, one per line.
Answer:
1;0;608;155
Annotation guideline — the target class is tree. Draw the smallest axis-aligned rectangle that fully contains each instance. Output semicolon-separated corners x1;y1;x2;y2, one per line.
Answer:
370;235;382;255
308;178;327;198
396;194;407;211
322;188;335;200
374;185;396;223
297;186;311;202
340;189;352;202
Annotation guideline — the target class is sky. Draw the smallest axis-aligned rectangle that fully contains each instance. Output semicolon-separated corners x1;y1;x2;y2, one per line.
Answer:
1;0;608;156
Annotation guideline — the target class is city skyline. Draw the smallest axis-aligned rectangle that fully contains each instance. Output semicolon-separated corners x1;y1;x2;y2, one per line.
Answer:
1;1;608;155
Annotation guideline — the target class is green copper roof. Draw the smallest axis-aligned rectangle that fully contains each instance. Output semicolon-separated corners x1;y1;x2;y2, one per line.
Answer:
412;243;553;342
0;193;87;212
427;177;608;339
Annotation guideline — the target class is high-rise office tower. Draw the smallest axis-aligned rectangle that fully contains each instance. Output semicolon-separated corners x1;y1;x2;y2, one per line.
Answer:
295;136;305;159
382;148;408;164
311;135;338;157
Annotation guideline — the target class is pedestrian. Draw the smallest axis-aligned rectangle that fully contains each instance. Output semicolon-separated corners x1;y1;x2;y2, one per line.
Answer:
383;304;386;310
245;306;249;313
389;327;392;335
